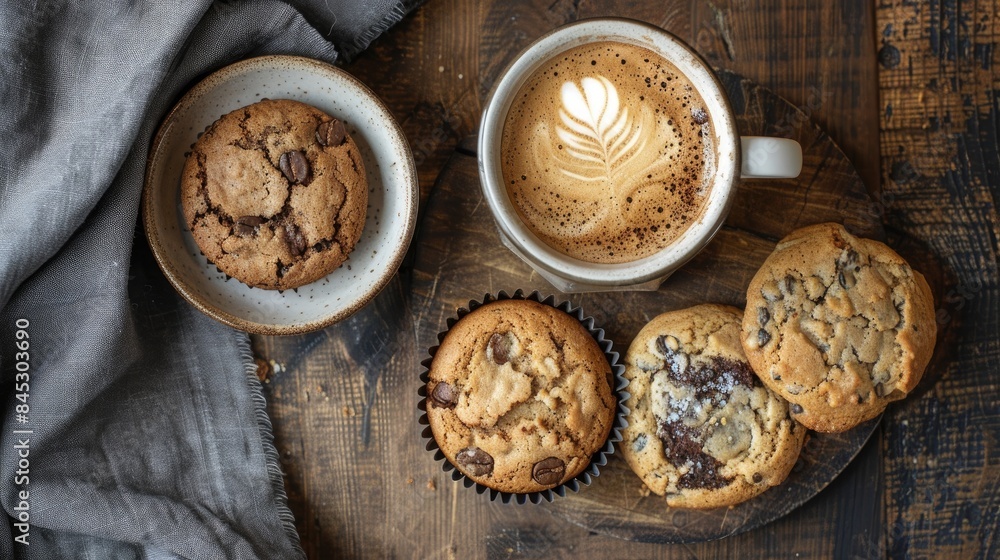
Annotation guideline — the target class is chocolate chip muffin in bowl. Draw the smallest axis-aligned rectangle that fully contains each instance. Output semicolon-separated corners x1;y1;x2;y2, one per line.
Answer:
419;290;628;503
143;56;418;334
180;98;368;291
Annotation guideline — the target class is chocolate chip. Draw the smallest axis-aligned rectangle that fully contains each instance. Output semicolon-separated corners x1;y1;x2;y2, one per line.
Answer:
234;215;265;237
790;404;804;414
279;150;310;184
838;270;856;289
758;307;770;326
836;250;861;290
316;119;347;147
658;421;731;489
752;472;763;483
531;457;566;486
772;373;782;381
283;222;307;256
488;333;510;365
655;336;669;357
758;329;771;346
724;358;759;388
875;382;886;397
456;447;493;477
429;381;457;408
632;434;648;453
782;275;796;294
664;356;757;398
238;215;264;226
656;334;680;358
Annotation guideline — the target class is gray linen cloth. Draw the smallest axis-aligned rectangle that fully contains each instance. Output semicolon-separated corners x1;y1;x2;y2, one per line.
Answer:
0;1;419;558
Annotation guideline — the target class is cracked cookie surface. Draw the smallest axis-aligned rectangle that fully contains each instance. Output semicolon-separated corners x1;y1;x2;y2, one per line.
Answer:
426;299;616;494
622;304;806;508
742;223;936;433
180;98;367;290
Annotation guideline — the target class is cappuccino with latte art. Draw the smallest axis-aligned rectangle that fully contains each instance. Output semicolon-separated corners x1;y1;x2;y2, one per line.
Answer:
479;18;801;292
501;41;716;263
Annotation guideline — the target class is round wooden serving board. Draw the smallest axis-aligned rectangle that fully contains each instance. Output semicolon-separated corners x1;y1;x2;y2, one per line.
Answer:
410;70;883;542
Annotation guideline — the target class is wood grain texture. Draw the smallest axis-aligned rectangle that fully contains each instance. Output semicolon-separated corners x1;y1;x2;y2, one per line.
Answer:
258;278;422;558
253;0;897;558
875;0;1000;558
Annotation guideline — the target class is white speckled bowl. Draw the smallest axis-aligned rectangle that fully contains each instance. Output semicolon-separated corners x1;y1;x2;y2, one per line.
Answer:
143;55;418;335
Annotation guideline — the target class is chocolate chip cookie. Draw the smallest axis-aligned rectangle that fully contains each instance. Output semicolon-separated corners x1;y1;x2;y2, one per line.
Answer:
621;304;806;508
425;298;617;494
741;223;936;433
181;98;367;290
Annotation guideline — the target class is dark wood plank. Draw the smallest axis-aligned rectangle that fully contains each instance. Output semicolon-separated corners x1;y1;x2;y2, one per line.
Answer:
875;0;1000;558
259;278;422;558
716;70;883;242
687;1;883;196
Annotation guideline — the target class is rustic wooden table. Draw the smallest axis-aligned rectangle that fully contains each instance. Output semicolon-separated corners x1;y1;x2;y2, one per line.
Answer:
255;1;999;558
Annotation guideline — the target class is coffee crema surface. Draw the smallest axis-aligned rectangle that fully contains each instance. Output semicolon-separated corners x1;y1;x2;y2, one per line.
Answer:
501;41;716;263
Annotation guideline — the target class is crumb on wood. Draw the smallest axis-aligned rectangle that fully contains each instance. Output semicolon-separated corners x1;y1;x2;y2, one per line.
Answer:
254;357;272;383
426;478;436;491
315;384;328;400
638;484;651;498
342;406;355;417
406;477;414;485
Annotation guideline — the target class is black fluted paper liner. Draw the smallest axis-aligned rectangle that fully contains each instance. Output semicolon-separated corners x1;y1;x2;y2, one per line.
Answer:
417;289;630;505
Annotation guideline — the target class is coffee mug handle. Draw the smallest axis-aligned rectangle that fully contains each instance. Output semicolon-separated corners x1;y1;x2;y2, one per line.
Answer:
740;136;802;179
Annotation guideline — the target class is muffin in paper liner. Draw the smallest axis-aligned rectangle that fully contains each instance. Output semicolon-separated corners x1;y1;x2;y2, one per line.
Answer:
417;289;630;504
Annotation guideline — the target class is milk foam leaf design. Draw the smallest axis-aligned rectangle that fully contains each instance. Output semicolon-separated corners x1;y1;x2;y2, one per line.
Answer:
556;76;645;182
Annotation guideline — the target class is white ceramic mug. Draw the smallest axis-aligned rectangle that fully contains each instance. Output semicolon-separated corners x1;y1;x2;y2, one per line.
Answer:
478;18;802;293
